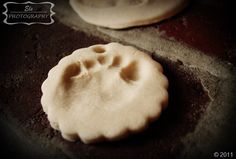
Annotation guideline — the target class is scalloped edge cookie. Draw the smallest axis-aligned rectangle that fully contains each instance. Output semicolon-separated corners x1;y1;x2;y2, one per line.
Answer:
41;43;168;143
69;0;188;29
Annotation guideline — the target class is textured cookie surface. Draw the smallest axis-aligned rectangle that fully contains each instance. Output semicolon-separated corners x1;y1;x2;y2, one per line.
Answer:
41;43;168;144
69;0;188;29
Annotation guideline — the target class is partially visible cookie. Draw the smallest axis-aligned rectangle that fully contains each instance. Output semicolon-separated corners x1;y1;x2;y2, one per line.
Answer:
41;43;168;144
69;0;188;29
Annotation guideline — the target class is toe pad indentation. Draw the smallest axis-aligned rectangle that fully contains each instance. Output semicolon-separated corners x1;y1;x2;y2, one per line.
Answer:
120;61;139;83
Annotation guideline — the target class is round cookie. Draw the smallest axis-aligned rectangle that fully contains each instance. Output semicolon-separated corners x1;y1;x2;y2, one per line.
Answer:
41;43;168;144
69;0;189;29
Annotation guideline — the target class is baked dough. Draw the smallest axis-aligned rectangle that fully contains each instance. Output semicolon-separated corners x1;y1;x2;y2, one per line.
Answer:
69;0;188;29
41;43;168;143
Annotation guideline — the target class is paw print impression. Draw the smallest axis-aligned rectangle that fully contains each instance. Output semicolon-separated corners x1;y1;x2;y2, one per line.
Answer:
41;43;168;144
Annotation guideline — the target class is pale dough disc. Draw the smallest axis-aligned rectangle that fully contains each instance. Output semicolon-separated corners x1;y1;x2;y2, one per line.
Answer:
69;0;188;29
41;43;168;144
